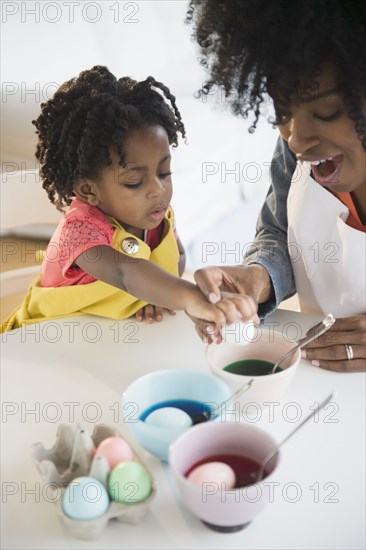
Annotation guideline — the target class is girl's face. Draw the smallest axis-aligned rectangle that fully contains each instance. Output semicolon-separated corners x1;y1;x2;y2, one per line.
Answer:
274;63;366;195
91;125;173;237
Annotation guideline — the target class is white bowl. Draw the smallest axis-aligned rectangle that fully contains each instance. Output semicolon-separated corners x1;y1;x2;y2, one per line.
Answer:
206;328;300;410
122;369;231;461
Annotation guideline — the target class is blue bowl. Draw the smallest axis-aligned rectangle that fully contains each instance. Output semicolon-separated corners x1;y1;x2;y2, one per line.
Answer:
122;369;231;461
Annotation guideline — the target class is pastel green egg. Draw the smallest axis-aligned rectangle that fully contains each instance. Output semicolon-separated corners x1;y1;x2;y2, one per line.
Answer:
108;461;151;504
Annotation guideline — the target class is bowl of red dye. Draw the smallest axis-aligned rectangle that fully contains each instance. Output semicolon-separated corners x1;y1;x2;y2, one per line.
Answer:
206;328;301;410
169;420;280;532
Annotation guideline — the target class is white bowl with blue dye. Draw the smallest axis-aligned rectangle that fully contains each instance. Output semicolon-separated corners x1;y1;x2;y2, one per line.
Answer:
122;369;231;461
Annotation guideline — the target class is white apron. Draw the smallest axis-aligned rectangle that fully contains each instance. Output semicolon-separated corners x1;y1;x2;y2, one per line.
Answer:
287;162;366;317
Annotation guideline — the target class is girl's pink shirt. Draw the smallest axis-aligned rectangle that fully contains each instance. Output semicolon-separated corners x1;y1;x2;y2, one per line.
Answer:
41;197;170;287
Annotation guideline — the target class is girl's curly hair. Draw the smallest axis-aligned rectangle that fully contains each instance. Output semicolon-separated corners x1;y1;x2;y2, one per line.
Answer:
186;0;366;146
33;66;186;211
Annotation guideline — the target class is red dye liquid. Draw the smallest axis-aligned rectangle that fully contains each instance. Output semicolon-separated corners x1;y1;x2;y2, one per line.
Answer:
185;454;269;488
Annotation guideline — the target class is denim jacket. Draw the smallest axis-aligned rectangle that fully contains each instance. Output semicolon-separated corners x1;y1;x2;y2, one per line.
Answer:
243;136;297;318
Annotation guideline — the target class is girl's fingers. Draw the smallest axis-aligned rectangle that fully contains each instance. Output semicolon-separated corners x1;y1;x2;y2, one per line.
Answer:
185;310;219;344
204;322;222;344
221;293;258;323
136;305;176;323
144;304;155;323
194;323;214;344
154;306;163;322
215;300;241;325
214;294;259;327
135;307;144;322
165;309;176;316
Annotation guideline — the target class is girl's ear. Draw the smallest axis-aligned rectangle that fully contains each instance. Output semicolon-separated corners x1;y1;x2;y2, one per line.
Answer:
74;180;100;206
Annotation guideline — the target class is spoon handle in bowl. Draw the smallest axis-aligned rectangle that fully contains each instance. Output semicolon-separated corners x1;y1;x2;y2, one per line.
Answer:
256;391;336;483
210;379;254;418
272;314;335;372
296;314;336;349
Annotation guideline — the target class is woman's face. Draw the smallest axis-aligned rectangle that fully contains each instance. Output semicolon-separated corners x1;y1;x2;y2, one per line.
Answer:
274;63;366;194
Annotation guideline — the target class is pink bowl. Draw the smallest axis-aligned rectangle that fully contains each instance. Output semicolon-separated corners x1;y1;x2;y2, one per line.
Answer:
169;421;280;532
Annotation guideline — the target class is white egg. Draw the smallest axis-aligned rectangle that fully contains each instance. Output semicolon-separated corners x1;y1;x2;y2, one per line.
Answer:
187;462;236;490
145;407;192;429
221;320;256;345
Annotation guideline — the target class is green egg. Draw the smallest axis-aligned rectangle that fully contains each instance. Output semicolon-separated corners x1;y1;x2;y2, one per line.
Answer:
108;461;151;504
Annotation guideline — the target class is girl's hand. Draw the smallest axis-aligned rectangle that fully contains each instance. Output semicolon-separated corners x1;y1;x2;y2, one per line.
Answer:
185;289;260;344
302;315;366;372
194;291;260;344
135;305;176;323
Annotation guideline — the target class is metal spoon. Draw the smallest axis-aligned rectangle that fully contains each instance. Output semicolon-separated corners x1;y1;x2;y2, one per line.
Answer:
191;379;254;425
271;313;335;374
251;392;335;484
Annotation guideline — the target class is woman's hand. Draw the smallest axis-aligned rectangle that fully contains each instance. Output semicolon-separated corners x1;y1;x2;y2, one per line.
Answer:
192;264;271;342
302;315;366;372
194;264;272;305
135;305;176;323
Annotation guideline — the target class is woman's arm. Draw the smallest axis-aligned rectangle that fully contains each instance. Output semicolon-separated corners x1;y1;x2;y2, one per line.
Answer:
242;135;297;317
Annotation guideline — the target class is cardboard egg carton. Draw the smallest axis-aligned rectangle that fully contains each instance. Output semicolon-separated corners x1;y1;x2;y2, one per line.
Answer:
30;423;156;541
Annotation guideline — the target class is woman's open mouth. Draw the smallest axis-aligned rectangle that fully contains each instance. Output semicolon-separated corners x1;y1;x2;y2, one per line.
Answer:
309;154;343;187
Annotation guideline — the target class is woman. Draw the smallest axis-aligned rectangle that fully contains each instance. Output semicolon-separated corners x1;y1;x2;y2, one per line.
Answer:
187;0;366;372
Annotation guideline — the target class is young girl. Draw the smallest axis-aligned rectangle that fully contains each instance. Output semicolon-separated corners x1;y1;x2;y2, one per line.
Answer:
1;66;256;332
187;0;366;372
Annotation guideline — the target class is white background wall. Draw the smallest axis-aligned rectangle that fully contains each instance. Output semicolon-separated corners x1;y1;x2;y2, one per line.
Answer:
1;0;279;269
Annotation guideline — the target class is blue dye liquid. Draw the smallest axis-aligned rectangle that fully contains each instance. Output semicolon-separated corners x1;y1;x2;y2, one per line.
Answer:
139;399;213;422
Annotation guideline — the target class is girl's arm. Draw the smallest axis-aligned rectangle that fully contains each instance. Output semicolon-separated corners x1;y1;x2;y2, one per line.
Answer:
75;245;251;325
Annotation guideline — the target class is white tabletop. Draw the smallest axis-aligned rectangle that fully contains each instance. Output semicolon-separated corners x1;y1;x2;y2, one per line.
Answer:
1;309;365;550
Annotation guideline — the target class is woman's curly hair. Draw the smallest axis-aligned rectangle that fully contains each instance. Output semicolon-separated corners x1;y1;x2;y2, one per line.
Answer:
186;0;366;146
33;66;186;211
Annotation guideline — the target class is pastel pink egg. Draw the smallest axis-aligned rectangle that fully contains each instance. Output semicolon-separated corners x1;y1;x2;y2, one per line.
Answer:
187;462;236;490
95;437;134;469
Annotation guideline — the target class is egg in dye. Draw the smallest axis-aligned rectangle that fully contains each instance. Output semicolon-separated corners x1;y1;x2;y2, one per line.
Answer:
145;407;192;429
187;462;236;490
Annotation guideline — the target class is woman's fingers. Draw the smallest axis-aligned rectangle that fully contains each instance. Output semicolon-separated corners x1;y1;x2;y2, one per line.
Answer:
308;357;366;372
326;315;366;332
303;344;365;362
194;267;224;303
304;315;366;349
302;315;366;372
